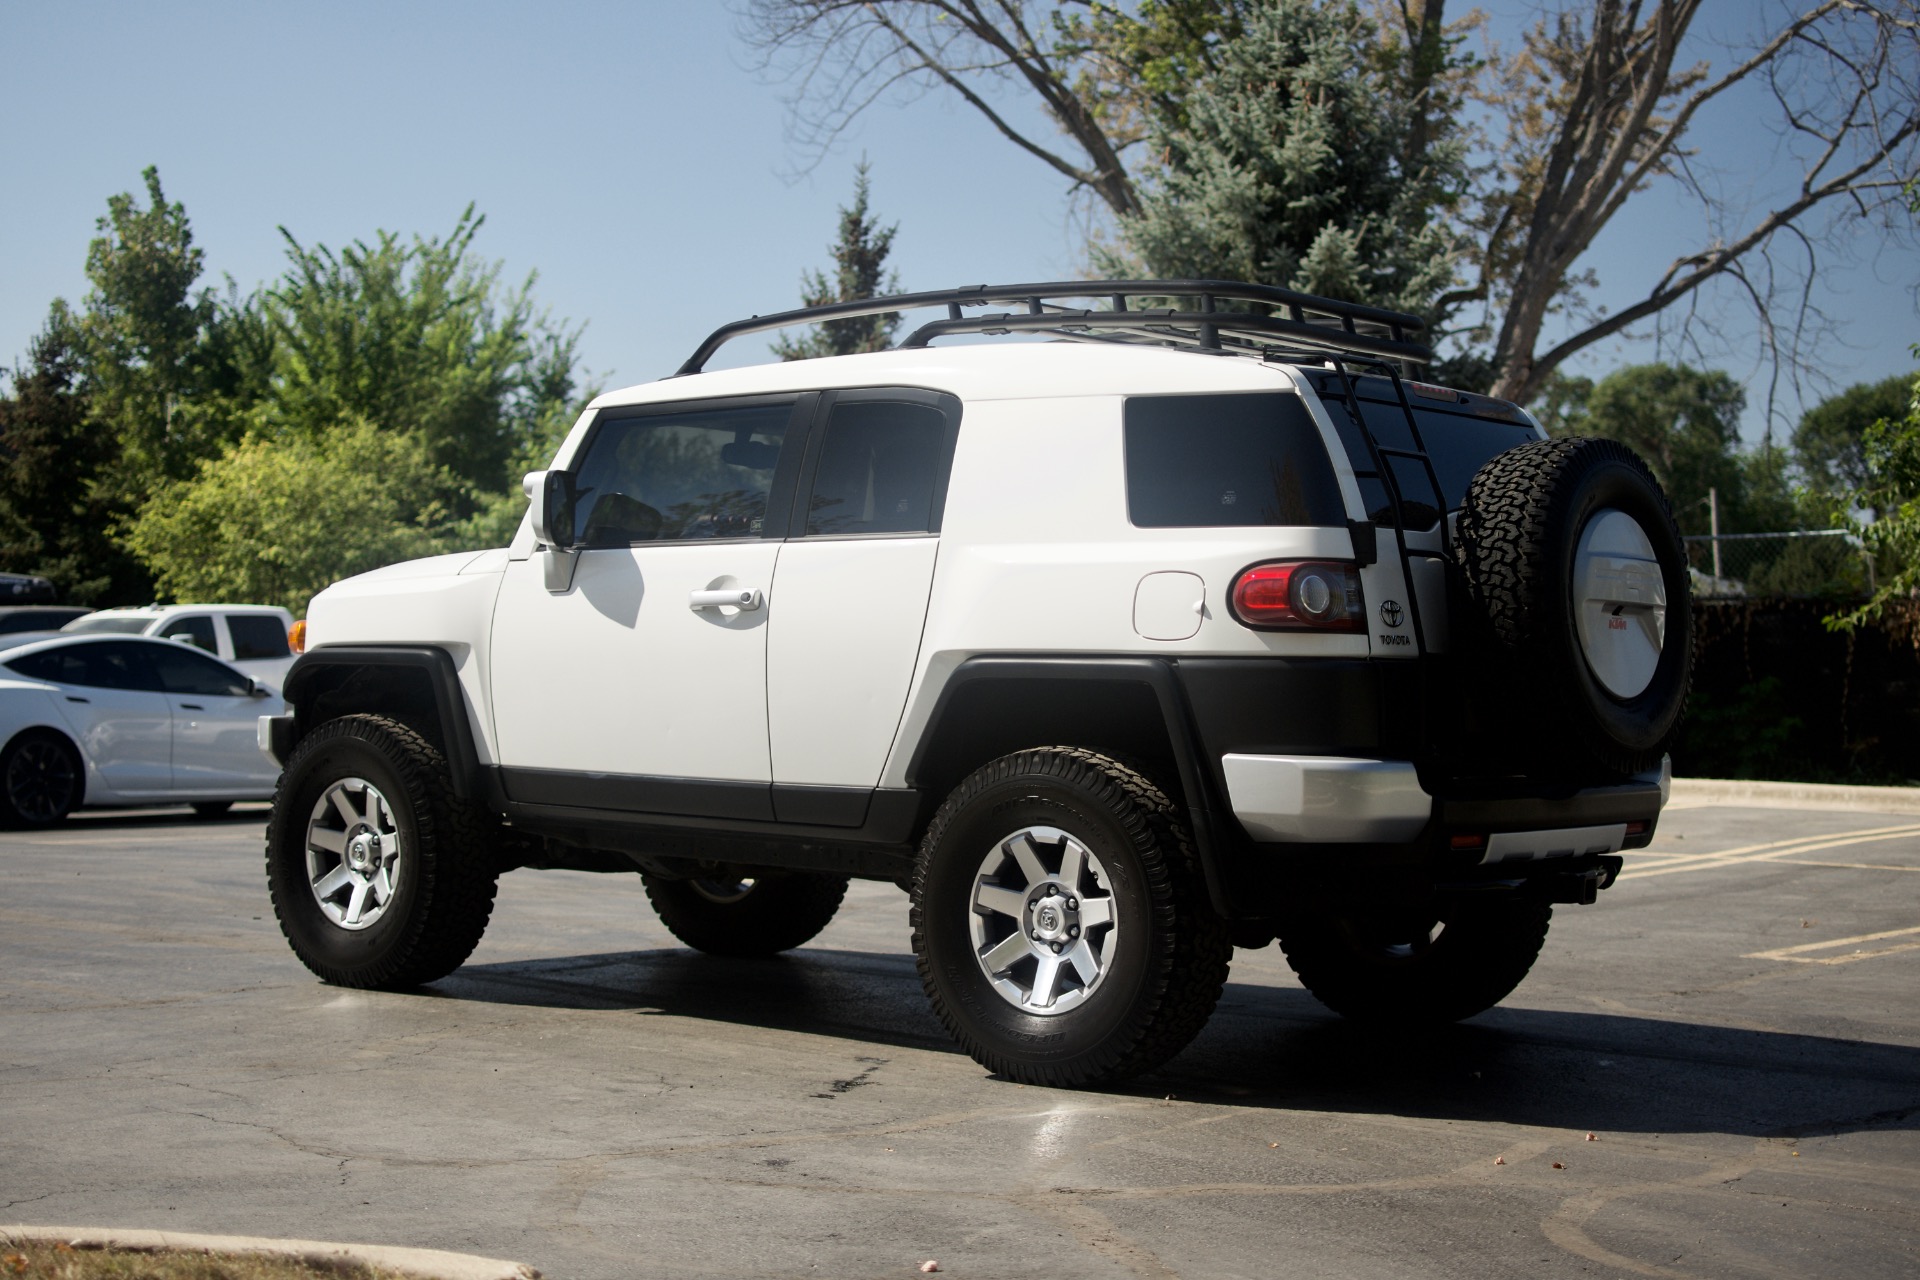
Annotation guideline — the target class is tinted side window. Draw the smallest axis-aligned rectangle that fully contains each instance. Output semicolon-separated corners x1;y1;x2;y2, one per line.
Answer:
1409;408;1537;505
229;615;291;660
803;401;951;536
160;615;219;654
6;641;159;691
148;644;250;697
1125;393;1346;528
571;403;793;546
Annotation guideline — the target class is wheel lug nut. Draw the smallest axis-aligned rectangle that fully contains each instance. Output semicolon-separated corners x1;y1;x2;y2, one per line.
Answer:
1067;897;1077;909
1069;925;1079;937
1051;942;1062;953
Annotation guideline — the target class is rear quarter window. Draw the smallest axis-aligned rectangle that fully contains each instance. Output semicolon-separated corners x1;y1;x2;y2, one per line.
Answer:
1124;393;1345;528
228;615;291;660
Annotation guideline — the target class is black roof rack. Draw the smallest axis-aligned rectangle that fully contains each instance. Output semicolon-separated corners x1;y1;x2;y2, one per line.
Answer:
677;279;1432;376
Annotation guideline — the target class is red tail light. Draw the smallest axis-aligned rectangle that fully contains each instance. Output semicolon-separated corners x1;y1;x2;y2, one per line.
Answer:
1229;561;1365;632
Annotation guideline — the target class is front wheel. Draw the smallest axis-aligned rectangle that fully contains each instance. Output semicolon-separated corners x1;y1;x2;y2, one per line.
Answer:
911;748;1231;1087
1279;897;1552;1025
266;715;499;989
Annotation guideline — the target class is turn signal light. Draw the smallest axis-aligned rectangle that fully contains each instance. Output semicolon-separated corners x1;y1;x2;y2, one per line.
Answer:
288;619;307;654
1229;561;1365;632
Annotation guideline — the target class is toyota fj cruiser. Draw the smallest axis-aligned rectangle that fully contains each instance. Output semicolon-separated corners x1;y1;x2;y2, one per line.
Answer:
261;282;1689;1086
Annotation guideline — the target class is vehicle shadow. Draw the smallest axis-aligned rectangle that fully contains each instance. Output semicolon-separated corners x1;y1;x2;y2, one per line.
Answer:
434;945;1920;1139
67;805;270;830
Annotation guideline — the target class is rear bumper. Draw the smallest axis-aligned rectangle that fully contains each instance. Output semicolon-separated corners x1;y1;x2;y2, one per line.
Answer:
1222;752;1668;849
1221;754;1431;841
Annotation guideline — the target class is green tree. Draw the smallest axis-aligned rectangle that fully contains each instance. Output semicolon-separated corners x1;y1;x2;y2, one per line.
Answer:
1544;363;1759;535
256;206;583;498
70;167;257;496
1098;0;1470;325
124;420;466;615
1794;373;1913;508
1830;367;1920;629
0;310;151;603
771;162;901;360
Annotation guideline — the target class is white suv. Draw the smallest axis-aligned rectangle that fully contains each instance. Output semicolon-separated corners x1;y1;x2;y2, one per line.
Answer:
259;282;1690;1087
65;604;299;686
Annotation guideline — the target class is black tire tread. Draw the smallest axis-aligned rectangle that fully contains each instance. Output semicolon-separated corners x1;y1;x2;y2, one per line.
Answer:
266;714;499;989
1279;899;1552;1025
643;871;849;957
910;747;1232;1087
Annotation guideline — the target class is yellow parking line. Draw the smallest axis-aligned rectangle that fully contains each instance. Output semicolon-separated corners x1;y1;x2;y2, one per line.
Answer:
1631;822;1920;868
1773;859;1920;873
1745;924;1920;965
1622;825;1920;879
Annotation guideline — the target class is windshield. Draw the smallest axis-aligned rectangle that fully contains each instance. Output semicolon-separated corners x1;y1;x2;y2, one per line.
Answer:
60;615;153;635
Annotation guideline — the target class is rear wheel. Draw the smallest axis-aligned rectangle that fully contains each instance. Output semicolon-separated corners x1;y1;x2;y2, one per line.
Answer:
642;870;849;957
266;715;499;989
911;748;1231;1086
0;730;81;828
1279;897;1551;1025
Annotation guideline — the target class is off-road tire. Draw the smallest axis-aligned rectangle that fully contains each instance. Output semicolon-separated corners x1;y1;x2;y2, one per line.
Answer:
1280;898;1552;1025
911;747;1232;1087
0;729;82;828
642;871;849;957
1456;436;1692;776
266;714;499;989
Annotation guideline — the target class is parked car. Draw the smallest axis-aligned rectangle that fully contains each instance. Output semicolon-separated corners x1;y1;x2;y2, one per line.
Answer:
62;604;298;685
0;606;93;635
0;572;58;604
0;633;285;826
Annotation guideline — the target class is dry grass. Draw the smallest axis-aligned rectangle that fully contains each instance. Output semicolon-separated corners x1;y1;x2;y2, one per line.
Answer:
0;1242;415;1280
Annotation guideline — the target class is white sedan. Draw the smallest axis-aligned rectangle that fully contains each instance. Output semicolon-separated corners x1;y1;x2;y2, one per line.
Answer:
0;633;286;827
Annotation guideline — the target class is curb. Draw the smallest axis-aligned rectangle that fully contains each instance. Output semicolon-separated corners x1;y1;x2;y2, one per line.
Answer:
1669;777;1920;816
0;1227;539;1280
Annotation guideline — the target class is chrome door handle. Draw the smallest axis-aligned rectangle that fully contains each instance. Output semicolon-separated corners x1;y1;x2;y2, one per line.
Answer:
689;587;764;611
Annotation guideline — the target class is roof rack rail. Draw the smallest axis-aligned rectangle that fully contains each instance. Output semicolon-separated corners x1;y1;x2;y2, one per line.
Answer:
676;279;1432;376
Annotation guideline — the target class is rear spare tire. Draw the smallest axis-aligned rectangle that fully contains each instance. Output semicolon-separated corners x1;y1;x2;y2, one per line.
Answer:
1456;436;1691;776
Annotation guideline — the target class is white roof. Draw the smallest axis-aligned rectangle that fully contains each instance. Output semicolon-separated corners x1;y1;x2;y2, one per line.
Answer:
588;341;1302;411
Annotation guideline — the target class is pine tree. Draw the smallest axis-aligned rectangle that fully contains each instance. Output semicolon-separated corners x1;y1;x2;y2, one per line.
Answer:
1101;0;1469;328
771;161;901;361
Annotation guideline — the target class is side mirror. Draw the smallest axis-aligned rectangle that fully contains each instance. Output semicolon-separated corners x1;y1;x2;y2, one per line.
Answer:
525;470;577;550
247;677;271;699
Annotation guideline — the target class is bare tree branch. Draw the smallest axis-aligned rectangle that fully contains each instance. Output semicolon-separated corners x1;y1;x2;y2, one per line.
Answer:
1484;0;1919;404
740;0;1140;214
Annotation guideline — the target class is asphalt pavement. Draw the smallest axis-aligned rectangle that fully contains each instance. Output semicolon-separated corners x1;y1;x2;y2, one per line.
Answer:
2;796;1916;1279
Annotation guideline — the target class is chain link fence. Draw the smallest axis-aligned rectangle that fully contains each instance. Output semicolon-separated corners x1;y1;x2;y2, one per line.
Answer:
1684;529;1872;600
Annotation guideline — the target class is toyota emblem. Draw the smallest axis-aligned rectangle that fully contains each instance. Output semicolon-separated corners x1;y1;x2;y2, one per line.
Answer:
1380;599;1404;628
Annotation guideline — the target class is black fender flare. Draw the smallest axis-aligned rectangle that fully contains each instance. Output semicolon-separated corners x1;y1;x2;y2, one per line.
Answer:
902;656;1249;917
279;646;484;801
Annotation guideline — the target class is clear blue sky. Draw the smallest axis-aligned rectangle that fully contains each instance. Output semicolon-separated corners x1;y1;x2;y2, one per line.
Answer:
4;1;1914;442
